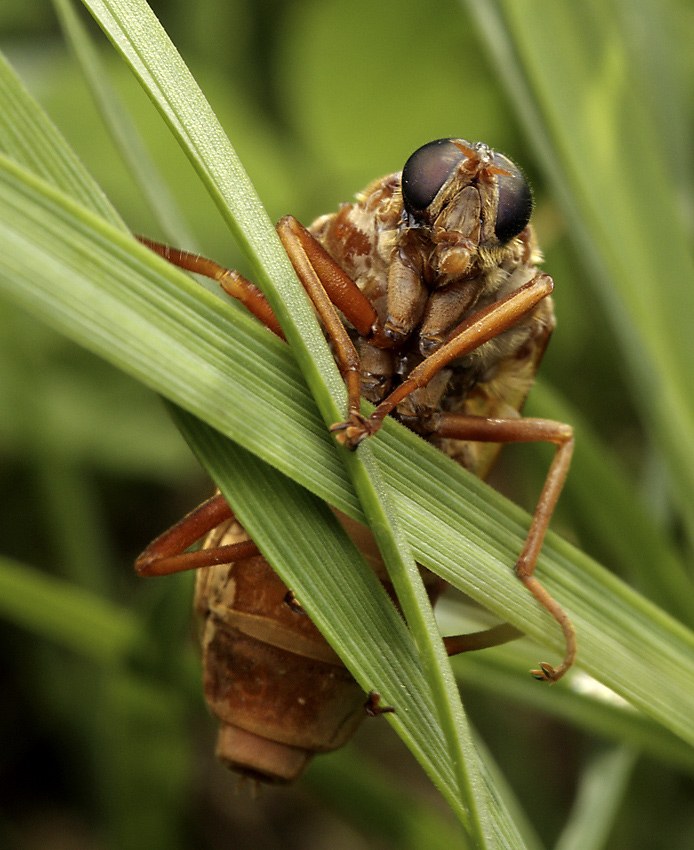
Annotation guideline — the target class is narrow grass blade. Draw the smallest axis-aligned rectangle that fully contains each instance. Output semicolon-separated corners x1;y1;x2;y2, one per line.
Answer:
463;0;694;522
554;746;637;850
0;555;141;664
2;154;694;752
78;1;504;840
52;0;196;246
0;50;119;225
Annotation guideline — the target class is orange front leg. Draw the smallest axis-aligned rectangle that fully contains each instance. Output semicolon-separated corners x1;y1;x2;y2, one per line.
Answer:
333;274;554;448
276;215;387;433
137;237;286;339
276;216;388;344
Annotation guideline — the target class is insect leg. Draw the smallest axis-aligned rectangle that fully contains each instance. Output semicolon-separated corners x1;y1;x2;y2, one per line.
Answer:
432;412;576;682
336;273;554;447
277;216;395;437
276;216;389;344
137;237;285;338
139;228;388;439
135;493;260;577
443;623;524;655
364;691;396;716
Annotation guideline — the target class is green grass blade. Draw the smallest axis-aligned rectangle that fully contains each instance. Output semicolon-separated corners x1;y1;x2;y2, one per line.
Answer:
0;555;140;664
554;746;637;850
463;0;694;521
338;445;489;841
79;0;319;360
0;49;119;226
52;0;196;246
2;153;694;753
77;1;505;841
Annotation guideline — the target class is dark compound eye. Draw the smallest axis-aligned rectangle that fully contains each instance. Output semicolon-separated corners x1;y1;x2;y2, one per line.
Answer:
491;152;533;243
401;139;469;216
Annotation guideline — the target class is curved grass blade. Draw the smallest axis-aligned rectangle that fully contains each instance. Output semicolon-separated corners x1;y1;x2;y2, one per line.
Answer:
462;0;694;527
52;0;196;247
2;153;694;753
76;1;499;840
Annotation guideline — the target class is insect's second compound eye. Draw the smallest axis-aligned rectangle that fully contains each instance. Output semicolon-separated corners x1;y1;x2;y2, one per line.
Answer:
401;139;468;216
491;152;533;243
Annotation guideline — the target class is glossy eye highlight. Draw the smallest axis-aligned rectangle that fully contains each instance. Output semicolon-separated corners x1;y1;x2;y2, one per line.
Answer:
401;139;468;216
491;152;533;243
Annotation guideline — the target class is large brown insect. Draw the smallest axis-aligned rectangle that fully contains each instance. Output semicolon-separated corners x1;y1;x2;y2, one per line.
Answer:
136;138;575;783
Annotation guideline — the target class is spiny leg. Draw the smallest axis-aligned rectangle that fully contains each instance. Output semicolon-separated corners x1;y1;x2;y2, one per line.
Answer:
135;493;260;577
432;412;576;682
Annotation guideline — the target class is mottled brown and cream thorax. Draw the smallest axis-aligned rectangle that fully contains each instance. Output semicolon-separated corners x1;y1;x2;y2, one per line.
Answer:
310;138;554;472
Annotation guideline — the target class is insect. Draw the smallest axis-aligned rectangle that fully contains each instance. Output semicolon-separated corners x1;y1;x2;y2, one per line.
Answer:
136;138;575;783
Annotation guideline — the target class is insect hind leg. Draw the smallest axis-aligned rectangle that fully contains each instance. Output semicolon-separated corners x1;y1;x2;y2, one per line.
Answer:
431;411;576;682
135;493;260;577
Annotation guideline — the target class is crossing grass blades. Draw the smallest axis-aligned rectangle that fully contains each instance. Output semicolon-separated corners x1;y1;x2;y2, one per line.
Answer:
136;138;575;784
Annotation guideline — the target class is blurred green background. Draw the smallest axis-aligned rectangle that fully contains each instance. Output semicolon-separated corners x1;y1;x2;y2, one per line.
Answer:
1;0;694;848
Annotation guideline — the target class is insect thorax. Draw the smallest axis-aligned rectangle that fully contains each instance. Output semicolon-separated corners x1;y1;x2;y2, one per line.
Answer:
309;171;554;469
